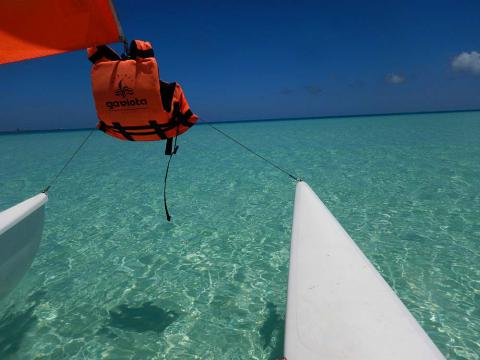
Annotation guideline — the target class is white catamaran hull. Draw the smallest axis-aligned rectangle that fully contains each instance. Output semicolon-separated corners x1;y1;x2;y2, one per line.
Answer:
285;182;444;359
0;193;47;299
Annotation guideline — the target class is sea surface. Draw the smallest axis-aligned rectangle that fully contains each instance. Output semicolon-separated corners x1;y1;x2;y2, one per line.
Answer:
0;111;479;359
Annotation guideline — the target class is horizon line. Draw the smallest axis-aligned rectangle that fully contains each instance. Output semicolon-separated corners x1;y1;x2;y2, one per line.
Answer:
1;107;479;135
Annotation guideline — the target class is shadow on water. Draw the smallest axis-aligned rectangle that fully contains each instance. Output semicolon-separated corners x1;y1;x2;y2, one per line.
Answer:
107;302;179;334
0;290;46;358
260;302;285;359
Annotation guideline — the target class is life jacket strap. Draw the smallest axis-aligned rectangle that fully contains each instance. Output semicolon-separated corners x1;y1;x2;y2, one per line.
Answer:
129;40;154;59
165;138;173;155
112;122;134;141
164;137;179;156
98;120;179;141
172;103;196;128
160;81;176;112
163;132;179;222
88;45;120;64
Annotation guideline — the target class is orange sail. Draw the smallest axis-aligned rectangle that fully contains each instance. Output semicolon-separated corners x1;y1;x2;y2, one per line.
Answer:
0;0;122;65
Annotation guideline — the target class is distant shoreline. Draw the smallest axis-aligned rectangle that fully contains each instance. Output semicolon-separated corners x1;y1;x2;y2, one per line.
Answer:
1;108;479;135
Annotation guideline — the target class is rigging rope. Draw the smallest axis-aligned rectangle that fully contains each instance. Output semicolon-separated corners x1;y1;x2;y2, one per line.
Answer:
42;128;96;193
163;133;179;222
200;118;302;182
39;118;300;221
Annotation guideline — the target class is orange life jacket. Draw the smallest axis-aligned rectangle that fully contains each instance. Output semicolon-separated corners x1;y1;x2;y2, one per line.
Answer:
87;40;198;141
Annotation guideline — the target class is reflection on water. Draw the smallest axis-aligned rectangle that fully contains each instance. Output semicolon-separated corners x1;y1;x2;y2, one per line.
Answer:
0;290;45;358
107;302;179;334
260;302;285;359
0;306;37;358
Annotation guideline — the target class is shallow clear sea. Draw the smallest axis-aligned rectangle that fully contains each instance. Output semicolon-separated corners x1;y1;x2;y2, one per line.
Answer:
1;111;479;359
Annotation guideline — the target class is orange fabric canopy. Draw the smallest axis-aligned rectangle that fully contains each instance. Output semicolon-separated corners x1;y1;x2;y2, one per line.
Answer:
0;0;122;65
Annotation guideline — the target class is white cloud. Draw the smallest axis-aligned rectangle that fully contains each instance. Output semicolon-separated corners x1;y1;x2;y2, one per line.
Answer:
452;51;480;75
385;73;405;84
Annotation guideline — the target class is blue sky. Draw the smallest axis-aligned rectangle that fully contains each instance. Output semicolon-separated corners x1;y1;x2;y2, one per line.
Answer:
1;0;480;131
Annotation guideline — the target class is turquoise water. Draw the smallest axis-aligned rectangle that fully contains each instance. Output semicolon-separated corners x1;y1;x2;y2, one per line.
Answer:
1;111;479;359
